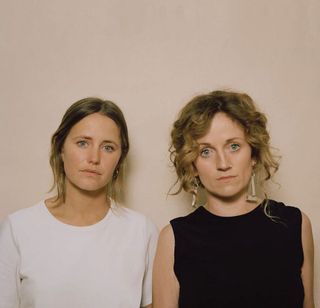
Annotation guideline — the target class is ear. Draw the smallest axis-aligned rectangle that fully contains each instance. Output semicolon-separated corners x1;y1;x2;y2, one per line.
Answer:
251;158;256;168
60;148;65;162
192;162;198;176
112;167;120;180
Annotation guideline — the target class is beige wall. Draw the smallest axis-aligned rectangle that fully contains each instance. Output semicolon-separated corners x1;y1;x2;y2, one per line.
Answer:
1;0;319;303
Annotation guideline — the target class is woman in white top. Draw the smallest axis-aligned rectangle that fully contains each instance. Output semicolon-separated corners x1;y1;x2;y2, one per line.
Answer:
0;98;158;308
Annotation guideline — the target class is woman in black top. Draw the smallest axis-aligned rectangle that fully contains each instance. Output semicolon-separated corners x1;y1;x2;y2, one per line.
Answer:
153;90;314;308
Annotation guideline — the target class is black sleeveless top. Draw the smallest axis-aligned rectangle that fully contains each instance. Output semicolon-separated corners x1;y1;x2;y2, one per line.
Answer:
170;200;304;308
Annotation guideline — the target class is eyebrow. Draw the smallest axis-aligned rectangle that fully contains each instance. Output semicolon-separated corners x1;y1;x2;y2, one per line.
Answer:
198;137;245;146
72;136;120;147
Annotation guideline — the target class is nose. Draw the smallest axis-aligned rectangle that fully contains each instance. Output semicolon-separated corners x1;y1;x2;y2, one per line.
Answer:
216;150;231;171
88;146;100;165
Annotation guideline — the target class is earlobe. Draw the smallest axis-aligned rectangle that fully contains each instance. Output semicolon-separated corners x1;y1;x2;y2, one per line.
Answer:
192;162;198;176
60;149;64;162
113;168;119;180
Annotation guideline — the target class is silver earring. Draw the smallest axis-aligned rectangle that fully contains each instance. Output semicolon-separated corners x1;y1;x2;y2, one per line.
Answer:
247;172;258;202
113;168;119;180
191;178;199;208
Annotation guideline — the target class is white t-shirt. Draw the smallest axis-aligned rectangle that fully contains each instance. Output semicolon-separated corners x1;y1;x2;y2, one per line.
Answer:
0;201;158;308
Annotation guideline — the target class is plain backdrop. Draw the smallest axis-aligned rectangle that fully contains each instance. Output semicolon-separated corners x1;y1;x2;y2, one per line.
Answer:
1;0;319;304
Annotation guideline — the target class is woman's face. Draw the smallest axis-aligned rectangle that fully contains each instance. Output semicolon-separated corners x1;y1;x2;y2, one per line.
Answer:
61;113;122;194
194;112;255;201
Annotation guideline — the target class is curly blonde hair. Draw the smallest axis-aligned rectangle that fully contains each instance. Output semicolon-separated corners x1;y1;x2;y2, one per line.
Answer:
170;90;279;196
50;97;129;203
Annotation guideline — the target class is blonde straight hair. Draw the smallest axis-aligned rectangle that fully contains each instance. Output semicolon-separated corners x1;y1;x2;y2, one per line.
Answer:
49;97;129;203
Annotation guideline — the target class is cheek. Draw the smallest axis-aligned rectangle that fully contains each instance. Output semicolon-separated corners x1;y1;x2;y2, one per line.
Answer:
112;155;122;170
103;154;121;170
238;157;254;179
194;159;212;178
234;149;253;166
62;150;85;172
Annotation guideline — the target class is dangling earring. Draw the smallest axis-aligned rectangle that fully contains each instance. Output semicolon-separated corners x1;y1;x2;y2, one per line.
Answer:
191;178;199;208
113;168;119;180
247;172;258;202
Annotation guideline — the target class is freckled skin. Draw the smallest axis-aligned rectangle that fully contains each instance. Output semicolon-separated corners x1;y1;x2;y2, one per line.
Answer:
195;112;255;203
61;113;122;193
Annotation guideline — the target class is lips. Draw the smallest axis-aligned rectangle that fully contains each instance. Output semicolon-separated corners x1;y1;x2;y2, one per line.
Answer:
80;169;101;175
217;175;237;181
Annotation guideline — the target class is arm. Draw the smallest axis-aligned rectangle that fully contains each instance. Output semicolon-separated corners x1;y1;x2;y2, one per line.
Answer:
141;220;158;308
301;212;315;308
152;224;179;308
0;219;20;308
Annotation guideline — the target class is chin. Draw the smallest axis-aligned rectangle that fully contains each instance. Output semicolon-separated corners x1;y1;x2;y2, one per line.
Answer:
84;183;108;191
209;187;246;200
73;182;108;193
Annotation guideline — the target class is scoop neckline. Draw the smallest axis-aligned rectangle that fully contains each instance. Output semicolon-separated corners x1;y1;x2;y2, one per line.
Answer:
41;200;114;231
197;201;264;221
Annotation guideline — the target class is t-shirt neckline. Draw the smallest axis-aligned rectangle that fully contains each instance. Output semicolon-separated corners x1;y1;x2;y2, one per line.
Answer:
40;200;114;231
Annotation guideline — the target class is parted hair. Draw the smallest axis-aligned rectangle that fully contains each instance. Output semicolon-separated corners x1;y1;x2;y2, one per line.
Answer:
170;90;279;195
49;97;129;202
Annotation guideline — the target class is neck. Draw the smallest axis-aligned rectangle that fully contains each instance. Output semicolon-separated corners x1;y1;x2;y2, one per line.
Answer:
65;180;109;211
205;190;260;217
46;180;110;226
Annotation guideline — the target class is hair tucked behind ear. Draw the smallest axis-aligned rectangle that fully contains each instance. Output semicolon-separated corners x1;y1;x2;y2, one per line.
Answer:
169;90;279;196
49;97;129;203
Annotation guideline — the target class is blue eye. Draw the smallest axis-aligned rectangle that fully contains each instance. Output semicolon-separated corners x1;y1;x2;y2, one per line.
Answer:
200;148;213;158
103;145;114;153
230;143;240;152
76;140;88;148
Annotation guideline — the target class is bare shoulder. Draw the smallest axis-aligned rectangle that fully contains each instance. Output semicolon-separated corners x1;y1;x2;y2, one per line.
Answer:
301;211;312;228
155;224;175;258
300;211;315;308
300;211;314;259
300;211;314;257
301;211;314;246
153;224;179;308
159;224;175;243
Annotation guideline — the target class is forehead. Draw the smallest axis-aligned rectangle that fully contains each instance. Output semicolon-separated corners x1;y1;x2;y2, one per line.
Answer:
197;112;246;143
68;113;120;140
